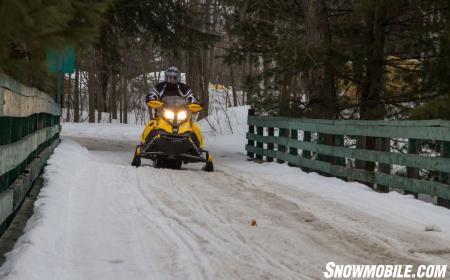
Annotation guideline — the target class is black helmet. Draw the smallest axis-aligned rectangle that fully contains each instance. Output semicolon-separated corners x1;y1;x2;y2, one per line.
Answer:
164;66;180;83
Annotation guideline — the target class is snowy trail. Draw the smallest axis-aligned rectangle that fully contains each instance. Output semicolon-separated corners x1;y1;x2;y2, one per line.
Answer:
1;132;450;279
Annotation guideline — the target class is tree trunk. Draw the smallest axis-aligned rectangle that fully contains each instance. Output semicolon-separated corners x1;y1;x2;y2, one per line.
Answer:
65;74;71;122
198;47;211;120
229;64;238;106
97;65;108;123
301;0;339;169
302;0;337;119
359;1;387;120
122;68;128;124
88;70;96;123
74;63;80;122
110;70;118;121
80;71;86;118
279;75;291;116
356;1;387;183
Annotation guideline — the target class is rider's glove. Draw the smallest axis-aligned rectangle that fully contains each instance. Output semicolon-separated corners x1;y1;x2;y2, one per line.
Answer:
145;94;153;104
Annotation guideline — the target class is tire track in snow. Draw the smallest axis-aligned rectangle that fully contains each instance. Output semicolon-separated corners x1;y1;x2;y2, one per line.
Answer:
212;166;450;267
132;167;323;279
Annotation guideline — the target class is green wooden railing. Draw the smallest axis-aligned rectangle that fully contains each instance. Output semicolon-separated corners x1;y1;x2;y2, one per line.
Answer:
0;74;61;233
245;109;450;208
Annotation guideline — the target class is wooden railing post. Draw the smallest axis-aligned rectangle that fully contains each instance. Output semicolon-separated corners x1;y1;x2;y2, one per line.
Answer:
246;108;255;159
277;128;287;164
288;129;298;167
334;134;345;166
405;139;419;198
355;136;375;188
437;141;450;208
256;126;264;161
317;133;333;177
355;136;366;169
317;133;326;162
267;127;274;162
301;131;311;172
376;137;390;193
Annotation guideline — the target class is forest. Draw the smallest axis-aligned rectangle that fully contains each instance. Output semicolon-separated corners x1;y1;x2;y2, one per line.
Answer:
1;0;449;123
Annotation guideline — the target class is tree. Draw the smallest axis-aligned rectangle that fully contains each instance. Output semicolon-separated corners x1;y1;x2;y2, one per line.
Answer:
0;0;110;93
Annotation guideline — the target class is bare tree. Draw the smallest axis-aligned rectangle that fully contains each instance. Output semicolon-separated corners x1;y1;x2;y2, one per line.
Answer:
73;56;80;123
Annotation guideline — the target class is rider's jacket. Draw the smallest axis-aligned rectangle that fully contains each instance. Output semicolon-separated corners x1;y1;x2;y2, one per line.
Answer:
146;82;198;104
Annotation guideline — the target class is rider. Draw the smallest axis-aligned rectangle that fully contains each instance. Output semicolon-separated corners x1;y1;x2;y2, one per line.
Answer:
132;66;210;168
138;66;203;150
145;66;198;105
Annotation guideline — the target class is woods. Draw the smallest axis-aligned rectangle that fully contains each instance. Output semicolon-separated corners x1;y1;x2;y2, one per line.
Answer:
225;0;450;121
1;0;449;123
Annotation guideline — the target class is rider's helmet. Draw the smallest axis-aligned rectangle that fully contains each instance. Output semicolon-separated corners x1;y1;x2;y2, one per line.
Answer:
164;66;181;84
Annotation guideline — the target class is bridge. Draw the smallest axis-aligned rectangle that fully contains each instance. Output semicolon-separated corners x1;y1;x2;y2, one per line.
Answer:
0;75;449;279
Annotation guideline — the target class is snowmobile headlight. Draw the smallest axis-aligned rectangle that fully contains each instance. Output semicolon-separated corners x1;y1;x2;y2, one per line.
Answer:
163;109;175;120
177;110;187;121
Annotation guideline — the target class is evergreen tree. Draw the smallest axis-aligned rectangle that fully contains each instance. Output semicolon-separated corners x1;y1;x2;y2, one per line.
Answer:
0;0;109;92
224;0;450;120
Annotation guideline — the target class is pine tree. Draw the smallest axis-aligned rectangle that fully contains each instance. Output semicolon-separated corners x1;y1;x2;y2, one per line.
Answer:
0;0;109;92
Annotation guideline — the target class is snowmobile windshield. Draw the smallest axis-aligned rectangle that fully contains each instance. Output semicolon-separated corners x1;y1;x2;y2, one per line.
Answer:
162;96;187;108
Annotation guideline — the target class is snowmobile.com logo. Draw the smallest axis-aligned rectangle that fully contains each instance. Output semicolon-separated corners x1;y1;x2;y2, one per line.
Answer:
323;262;447;279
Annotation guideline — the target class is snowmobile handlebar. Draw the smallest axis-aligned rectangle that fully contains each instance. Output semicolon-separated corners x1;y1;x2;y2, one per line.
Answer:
147;100;203;113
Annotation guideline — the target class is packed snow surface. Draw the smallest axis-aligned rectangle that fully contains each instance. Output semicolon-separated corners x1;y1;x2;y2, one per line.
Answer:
1;106;450;280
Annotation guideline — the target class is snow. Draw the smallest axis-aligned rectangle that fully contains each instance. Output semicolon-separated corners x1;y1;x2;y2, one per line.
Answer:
1;106;450;279
62;122;142;141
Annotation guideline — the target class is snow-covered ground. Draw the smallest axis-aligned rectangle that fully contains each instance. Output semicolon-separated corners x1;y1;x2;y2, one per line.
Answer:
1;107;450;280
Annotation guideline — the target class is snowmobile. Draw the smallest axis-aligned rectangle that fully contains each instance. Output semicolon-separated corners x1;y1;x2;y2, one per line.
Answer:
131;96;213;172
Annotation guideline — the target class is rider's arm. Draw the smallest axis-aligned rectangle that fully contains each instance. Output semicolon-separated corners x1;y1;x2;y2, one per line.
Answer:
146;83;164;103
178;83;199;104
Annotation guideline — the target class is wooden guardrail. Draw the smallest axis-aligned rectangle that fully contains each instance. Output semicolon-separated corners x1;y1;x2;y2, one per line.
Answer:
0;74;61;233
245;109;450;208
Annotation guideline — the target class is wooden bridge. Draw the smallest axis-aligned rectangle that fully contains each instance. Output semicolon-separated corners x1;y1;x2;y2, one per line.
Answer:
246;109;450;208
0;75;61;233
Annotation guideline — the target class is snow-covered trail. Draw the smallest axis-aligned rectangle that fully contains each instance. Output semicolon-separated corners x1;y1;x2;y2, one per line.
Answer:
1;132;450;280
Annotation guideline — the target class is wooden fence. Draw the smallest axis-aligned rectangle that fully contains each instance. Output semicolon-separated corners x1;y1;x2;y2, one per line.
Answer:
0;74;61;233
245;109;450;208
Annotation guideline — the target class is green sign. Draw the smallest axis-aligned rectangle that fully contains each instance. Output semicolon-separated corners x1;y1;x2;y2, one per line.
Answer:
47;47;76;74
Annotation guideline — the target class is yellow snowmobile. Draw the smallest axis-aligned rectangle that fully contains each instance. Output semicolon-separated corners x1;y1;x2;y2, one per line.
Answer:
131;96;213;171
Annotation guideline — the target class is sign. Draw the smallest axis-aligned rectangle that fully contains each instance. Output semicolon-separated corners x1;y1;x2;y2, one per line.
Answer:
47;47;76;74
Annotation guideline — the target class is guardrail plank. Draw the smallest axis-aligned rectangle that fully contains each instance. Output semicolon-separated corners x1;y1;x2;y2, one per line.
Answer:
248;116;450;141
245;144;450;200
248;115;450;128
0;190;13;226
0;75;60;118
10;138;60;212
246;145;375;183
0;125;60;177
246;133;450;173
